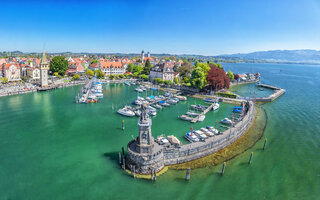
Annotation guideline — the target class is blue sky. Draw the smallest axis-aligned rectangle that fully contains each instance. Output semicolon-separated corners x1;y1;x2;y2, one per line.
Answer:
0;0;319;55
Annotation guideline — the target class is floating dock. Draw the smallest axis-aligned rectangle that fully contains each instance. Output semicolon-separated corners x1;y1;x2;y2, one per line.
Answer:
191;102;215;123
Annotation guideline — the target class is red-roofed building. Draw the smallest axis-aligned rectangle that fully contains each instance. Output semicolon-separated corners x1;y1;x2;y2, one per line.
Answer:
2;63;21;81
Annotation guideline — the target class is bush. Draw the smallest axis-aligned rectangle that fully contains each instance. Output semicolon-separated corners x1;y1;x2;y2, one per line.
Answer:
139;74;149;81
216;91;237;98
109;74;115;80
164;80;172;85
153;78;163;84
72;74;80;80
119;74;124;79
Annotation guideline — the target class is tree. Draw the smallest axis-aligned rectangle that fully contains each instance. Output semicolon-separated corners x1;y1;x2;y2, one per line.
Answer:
139;74;149;81
173;64;179;72
90;59;99;65
190;67;207;89
72;74;80;80
153;78;163;84
133;65;143;74
178;62;193;79
127;63;134;73
94;69;105;79
109;74;115;80
207;65;230;91
234;74;240;80
173;77;179;85
143;59;152;75
227;70;234;80
119;74;124;79
53;72;60;78
1;77;8;83
49;56;69;76
85;69;94;77
164;80;172;85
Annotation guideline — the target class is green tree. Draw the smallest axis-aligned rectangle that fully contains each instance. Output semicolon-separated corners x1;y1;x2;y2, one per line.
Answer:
90;59;99;64
94;69;105;79
53;72;60;78
190;67;206;89
109;74;115;80
49;56;69;76
139;74;149;81
183;77;190;83
133;65;143;74
173;77;179;85
72;74;80;80
178;63;193;79
164;80;172;85
227;70;234;80
143;59;152;75
85;69;94;77
119;74;124;79
0;77;8;83
173;64;179;72
153;78;163;84
127;63;134;73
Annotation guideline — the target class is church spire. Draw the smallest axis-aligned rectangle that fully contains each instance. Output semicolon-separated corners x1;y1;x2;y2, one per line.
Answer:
41;50;48;65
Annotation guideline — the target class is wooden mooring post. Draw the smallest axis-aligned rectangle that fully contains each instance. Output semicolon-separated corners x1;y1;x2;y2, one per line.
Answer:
150;169;154;181
122;156;126;170
154;169;157;181
249;152;253;164
263;138;267;150
118;152;122;165
133;166;136;178
186;168;191;181
122;120;125;130
221;162;226;176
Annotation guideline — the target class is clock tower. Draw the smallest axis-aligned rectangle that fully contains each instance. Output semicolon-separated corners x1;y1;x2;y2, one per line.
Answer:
40;50;49;87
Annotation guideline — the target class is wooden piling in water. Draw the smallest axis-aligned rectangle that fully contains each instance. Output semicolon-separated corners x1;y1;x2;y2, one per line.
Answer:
150;169;154;181
154;169;157;181
118;152;122;165
122;156;126;170
133;166;136;178
122;147;125;157
249;152;253;164
263;138;267;150
122;120;125;130
221;162;226;176
186;168;191;181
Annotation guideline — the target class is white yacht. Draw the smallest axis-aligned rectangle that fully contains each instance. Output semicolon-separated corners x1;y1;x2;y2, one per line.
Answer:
117;106;135;117
198;115;205;122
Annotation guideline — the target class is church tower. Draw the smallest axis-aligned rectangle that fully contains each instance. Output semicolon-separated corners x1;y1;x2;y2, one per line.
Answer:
141;50;145;62
136;103;155;154
40;50;49;87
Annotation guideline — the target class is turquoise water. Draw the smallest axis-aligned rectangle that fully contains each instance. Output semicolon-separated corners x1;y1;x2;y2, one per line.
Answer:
0;63;319;199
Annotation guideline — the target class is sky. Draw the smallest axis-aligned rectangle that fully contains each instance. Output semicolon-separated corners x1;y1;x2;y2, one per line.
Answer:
0;0;320;55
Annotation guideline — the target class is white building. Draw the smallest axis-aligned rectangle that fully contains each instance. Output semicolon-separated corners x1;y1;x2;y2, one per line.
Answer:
149;63;174;82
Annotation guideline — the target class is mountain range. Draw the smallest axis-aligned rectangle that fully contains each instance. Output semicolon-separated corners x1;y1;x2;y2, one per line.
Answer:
219;49;320;64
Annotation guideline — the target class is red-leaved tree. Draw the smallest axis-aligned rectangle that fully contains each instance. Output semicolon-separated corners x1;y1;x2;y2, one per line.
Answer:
207;64;230;91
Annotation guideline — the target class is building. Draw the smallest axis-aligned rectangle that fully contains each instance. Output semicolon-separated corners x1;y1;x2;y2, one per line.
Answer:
40;51;49;87
89;61;126;76
147;52;150;58
26;67;40;80
149;63;174;82
2;63;21;81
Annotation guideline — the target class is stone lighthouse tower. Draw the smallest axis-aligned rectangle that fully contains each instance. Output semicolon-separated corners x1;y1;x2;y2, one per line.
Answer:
126;103;164;174
40;50;49;87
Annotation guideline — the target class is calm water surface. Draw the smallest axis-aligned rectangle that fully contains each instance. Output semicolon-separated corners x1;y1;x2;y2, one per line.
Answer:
0;63;319;200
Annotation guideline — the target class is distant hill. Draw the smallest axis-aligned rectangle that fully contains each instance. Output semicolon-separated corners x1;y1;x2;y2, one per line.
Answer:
219;49;320;64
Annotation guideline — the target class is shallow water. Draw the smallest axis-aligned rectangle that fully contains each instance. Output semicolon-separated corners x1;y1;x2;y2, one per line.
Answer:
0;63;319;200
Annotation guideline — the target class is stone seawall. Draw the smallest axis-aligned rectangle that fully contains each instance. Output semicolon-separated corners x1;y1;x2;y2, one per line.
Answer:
163;101;255;165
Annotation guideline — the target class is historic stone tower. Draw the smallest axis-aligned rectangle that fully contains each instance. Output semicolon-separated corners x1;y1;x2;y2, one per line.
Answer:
126;104;164;174
40;50;49;87
141;50;145;61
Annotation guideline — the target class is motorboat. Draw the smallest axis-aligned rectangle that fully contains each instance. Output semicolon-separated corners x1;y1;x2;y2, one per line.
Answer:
198;115;205;122
191;104;206;111
221;118;233;125
212;102;220;110
156;136;170;145
95;92;103;98
167;99;178;104
175;95;187;101
200;128;214;136
135;88;143;92
148;106;156;112
206;126;219;134
159;101;170;106
194;130;208;139
148;110;157;116
180;115;192;121
233;109;242;113
132;100;142;105
167;135;181;146
186;111;200;116
124;81;130;86
135;110;141;116
137;96;145;101
204;98;215;103
117;106;135;117
164;92;171;97
153;104;162;109
185;132;200;142
173;97;180;102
